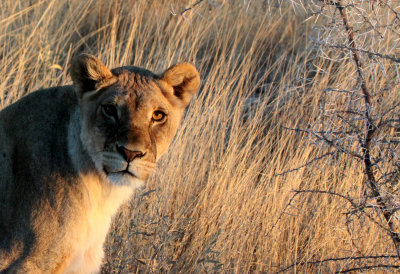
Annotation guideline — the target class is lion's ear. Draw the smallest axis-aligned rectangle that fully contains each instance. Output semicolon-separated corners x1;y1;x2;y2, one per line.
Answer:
161;63;200;106
70;54;115;97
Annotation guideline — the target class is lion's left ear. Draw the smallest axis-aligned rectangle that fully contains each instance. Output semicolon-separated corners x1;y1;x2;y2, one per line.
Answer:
70;54;115;97
161;63;200;106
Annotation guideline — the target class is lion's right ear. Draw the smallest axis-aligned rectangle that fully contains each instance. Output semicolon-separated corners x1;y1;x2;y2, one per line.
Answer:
70;54;115;97
161;63;200;107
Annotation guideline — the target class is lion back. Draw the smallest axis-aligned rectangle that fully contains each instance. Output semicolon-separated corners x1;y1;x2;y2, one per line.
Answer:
0;86;80;271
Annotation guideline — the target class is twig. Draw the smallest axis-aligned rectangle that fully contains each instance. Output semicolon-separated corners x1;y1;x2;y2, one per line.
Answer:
283;126;363;159
293;189;399;243
278;255;399;273
275;152;335;176
265;191;302;239
293;189;356;207
336;264;400;273
179;0;205;16
316;42;400;63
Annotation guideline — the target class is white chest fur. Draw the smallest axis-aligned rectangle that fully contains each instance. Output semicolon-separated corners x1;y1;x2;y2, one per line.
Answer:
64;174;136;274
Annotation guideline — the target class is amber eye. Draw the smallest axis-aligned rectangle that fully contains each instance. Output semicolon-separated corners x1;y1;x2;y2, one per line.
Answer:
152;111;166;122
101;104;118;121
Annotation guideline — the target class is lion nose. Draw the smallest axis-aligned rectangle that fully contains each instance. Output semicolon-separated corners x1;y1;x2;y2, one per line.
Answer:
117;146;145;163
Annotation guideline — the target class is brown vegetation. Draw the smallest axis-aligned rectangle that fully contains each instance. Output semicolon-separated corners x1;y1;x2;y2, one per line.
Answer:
0;0;399;272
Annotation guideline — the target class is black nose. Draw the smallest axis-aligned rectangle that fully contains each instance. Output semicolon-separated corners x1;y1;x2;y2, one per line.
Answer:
117;146;145;163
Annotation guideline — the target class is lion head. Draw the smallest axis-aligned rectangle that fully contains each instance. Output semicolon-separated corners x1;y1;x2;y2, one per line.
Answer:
70;54;200;186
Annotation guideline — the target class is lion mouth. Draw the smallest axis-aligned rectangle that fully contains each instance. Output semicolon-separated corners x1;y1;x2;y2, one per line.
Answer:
120;169;136;177
102;159;153;182
104;167;137;178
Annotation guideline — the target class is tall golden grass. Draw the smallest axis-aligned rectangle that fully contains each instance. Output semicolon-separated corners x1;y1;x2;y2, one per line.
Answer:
1;0;399;272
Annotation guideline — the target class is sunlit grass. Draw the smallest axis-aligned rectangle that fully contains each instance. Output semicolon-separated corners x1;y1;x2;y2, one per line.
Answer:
0;0;398;272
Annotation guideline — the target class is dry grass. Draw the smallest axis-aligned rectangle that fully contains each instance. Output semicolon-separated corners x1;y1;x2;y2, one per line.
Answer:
1;0;399;272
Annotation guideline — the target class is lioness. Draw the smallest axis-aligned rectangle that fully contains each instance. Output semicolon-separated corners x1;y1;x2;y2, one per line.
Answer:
0;54;200;273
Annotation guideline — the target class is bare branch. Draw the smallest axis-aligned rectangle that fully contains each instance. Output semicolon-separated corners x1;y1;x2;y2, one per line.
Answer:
178;0;205;16
275;152;336;176
316;42;400;63
279;255;399;273
336;264;400;273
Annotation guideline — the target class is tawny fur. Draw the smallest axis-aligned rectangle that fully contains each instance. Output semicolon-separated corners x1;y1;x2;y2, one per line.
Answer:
0;54;200;273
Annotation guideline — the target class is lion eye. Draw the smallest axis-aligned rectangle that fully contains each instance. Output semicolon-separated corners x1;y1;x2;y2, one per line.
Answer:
152;111;166;122
101;104;118;120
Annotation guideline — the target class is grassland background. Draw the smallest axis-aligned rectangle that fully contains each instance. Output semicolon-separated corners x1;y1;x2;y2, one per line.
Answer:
0;0;399;272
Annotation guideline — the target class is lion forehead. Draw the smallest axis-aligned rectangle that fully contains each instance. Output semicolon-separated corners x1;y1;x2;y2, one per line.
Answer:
111;72;171;113
116;69;156;91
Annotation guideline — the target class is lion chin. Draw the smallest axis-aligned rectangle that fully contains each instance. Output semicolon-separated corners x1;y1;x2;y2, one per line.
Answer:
106;172;144;188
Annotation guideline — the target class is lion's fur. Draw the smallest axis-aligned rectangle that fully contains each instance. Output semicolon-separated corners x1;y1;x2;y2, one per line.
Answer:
0;54;200;273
